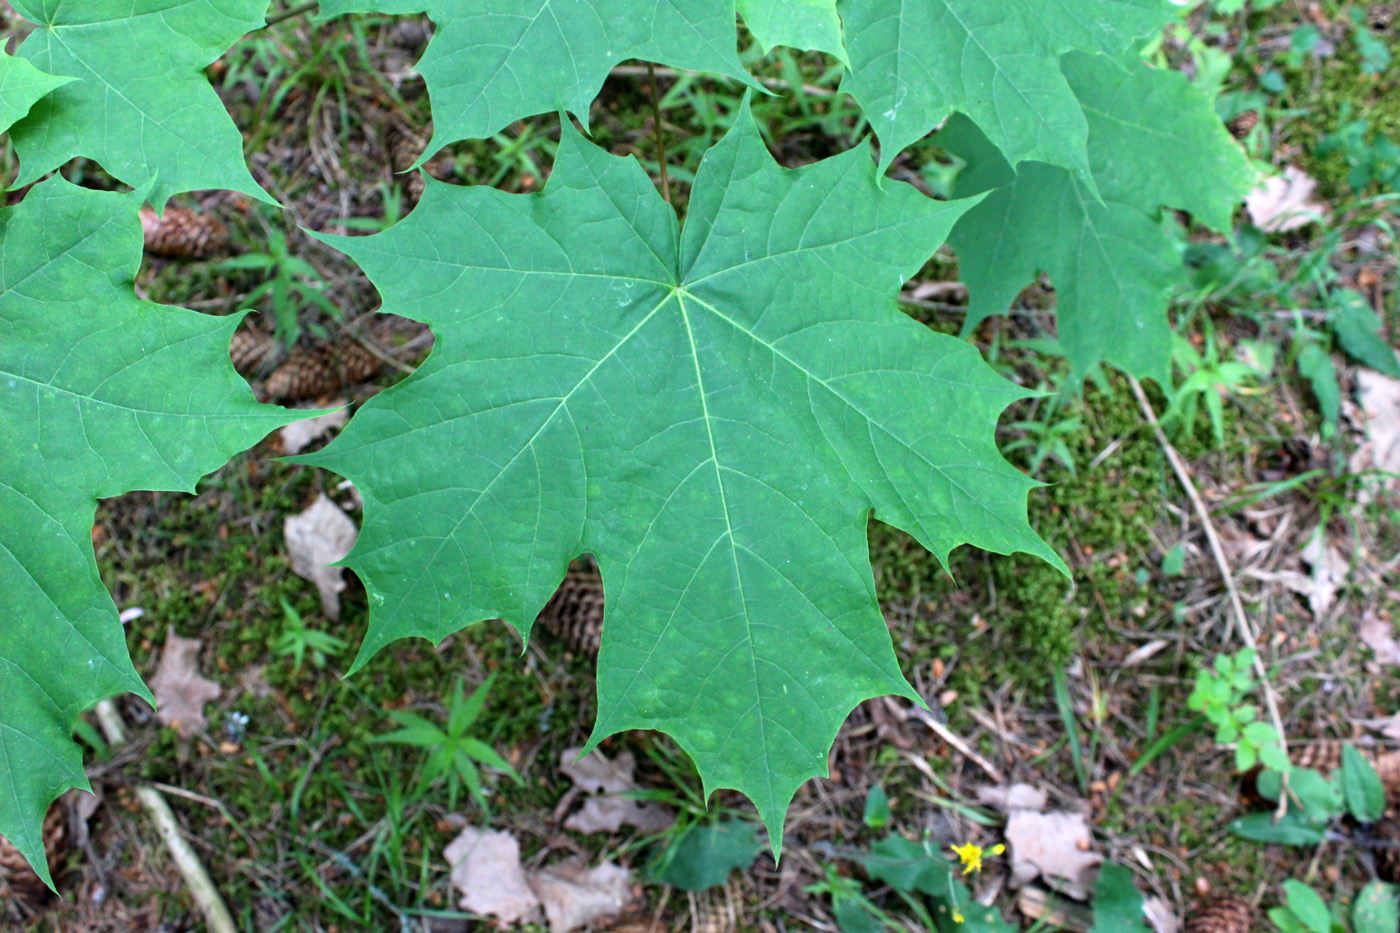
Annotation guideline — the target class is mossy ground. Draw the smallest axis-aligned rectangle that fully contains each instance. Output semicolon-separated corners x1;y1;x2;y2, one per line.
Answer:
11;2;1400;930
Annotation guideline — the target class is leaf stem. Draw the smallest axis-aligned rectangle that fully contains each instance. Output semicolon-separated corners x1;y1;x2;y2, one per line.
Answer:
266;1;319;28
646;61;671;204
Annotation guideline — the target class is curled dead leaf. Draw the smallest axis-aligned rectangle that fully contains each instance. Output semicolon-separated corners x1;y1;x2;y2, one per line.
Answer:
150;626;221;738
283;493;358;620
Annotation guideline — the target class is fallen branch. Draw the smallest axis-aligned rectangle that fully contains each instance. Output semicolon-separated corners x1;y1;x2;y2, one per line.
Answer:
1128;376;1289;817
93;700;237;933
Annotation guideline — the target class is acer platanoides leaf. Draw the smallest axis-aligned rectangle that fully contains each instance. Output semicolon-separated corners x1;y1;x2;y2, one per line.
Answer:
0;179;296;883
317;0;759;161
8;0;275;211
736;0;846;61
0;50;71;138
302;103;1061;844
837;0;1172;179
942;55;1253;380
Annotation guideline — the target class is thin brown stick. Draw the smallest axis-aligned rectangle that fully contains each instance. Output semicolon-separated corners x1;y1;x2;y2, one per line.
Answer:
94;700;238;933
1128;376;1289;816
646;62;671;204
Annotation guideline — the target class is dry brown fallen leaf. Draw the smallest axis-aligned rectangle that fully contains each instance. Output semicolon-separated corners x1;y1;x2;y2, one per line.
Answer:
278;406;349;456
1359;612;1400;666
559;747;673;834
443;826;541;925
1300;528;1348;618
149;627;221;738
1244;166;1329;232
283;493;358;620
1352;369;1400;503
442;827;636;933
531;858;634;933
1005;809;1102;897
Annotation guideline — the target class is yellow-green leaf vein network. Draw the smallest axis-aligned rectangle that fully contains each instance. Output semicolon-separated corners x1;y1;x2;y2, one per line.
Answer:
301;102;1062;843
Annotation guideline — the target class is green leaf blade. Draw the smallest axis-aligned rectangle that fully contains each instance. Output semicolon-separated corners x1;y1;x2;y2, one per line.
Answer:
304;104;1055;848
1061;52;1256;232
0;50;72;137
737;0;846;60
8;0;275;210
318;0;758;154
1342;745;1386;823
0;179;297;884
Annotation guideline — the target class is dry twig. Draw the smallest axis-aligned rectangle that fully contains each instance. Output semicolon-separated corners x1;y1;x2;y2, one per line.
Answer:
93;700;237;933
1128;376;1290;817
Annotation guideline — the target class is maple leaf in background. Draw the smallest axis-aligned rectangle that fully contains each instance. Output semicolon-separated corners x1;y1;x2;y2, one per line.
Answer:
941;53;1257;381
0;180;298;885
736;0;846;60
0;50;70;137
7;0;276;211
316;0;759;162
299;101;1060;843
837;0;1174;178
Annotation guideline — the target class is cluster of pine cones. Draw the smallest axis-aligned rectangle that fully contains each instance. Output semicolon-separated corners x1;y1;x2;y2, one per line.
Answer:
141;204;392;402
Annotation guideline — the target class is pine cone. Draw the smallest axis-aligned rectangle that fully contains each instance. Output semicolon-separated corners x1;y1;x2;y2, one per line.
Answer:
0;803;67;908
386;120;428;175
230;325;275;375
263;337;382;401
537;565;605;657
1372;750;1400;809
139;205;231;259
1184;893;1254;933
1293;740;1345;775
1227;110;1259;140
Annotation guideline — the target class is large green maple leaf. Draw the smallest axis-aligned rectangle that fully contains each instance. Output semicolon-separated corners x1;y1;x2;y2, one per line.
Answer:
943;54;1256;380
302;104;1061;841
837;0;1172;178
317;0;758;160
0;179;295;883
0;51;71;138
737;0;845;60
7;0;275;211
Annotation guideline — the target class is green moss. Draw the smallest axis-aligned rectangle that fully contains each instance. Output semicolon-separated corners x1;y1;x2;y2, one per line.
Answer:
868;376;1179;698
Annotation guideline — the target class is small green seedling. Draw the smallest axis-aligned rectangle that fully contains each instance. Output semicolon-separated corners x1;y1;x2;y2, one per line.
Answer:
373;673;521;813
1232;747;1386;845
1269;879;1399;933
273;598;347;672
1186;649;1289;772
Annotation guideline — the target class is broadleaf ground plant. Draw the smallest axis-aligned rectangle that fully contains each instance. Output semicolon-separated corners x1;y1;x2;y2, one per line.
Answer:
0;0;1255;880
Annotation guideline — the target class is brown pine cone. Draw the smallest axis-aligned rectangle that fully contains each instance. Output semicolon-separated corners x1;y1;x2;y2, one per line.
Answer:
1293;740;1345;775
1227;110;1259;140
1372;818;1400;884
0;803;67;908
139;205;231;259
386;119;429;175
263;337;382;401
1372;750;1400;809
1184;893;1254;933
537;565;605;657
230;324;275;375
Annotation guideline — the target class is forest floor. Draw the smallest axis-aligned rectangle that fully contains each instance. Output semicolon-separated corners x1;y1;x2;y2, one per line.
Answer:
4;1;1400;931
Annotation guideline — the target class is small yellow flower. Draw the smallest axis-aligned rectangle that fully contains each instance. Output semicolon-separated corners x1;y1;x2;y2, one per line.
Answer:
950;841;1005;875
952;907;965;923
